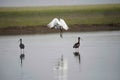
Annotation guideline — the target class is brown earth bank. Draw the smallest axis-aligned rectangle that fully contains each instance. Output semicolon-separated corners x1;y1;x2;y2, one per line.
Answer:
0;24;120;35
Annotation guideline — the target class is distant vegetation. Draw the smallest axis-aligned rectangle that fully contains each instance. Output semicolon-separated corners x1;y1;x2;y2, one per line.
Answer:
0;4;120;28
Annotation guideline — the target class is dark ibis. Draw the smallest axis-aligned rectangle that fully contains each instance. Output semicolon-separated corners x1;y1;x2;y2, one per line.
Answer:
73;37;80;49
19;38;25;54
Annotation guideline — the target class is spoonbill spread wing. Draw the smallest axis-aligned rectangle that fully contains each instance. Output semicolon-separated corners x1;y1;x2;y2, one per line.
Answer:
47;18;61;29
60;19;69;30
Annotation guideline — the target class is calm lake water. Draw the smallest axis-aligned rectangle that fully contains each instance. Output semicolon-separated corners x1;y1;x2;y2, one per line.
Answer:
0;31;120;80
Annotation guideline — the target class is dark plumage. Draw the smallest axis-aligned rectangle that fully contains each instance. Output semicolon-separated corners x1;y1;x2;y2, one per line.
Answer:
19;39;25;49
73;37;80;48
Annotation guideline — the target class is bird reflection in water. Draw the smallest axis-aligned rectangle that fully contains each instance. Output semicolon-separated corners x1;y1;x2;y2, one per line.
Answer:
73;51;81;64
19;54;25;80
20;54;25;67
53;54;68;80
18;38;25;67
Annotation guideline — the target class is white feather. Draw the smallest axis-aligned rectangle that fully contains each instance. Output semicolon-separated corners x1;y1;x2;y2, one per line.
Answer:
60;19;69;30
47;18;60;28
47;18;69;30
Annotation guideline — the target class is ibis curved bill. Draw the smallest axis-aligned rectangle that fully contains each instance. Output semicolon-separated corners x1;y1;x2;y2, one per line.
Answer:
47;18;69;38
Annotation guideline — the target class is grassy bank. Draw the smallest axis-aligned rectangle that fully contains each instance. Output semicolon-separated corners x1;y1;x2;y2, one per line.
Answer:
0;4;120;28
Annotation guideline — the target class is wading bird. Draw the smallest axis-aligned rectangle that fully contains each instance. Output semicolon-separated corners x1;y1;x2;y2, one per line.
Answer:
73;37;80;49
47;18;69;38
19;38;25;54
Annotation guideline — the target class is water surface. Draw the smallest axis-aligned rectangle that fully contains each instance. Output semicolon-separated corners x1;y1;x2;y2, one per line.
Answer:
0;31;120;80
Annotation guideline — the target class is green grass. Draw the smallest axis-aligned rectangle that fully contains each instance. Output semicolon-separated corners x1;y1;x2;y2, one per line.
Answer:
0;4;120;28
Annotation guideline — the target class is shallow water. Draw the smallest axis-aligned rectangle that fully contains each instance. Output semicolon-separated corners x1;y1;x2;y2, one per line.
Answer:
0;31;120;80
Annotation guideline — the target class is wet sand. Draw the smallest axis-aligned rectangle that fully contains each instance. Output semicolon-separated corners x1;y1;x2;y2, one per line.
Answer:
0;24;120;35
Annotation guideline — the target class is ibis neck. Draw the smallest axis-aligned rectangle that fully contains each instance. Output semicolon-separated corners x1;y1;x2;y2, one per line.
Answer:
20;40;22;44
78;40;80;43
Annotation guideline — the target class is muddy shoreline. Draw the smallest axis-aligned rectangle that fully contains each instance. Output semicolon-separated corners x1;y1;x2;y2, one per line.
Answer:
0;24;120;35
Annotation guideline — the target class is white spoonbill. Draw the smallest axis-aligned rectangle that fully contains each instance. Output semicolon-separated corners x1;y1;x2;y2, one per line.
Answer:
47;18;69;38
